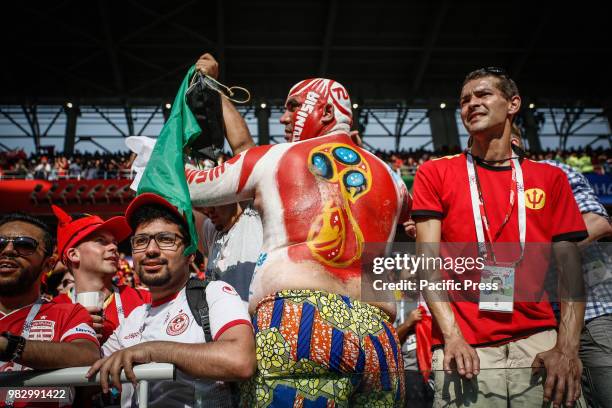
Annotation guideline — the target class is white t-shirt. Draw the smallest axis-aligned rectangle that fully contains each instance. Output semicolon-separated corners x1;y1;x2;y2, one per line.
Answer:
102;281;251;408
202;206;263;303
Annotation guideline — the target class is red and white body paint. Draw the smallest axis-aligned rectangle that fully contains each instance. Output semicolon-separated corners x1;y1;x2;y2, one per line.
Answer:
186;133;412;311
286;78;353;142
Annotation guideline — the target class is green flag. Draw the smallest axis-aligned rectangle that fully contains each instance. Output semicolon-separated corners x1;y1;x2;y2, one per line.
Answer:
137;65;200;255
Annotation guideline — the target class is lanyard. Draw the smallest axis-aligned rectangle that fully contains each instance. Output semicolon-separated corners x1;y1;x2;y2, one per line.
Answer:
4;298;44;373
466;152;526;265
112;285;125;326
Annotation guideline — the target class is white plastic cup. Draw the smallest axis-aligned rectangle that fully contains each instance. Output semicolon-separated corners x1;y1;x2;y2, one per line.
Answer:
76;291;104;309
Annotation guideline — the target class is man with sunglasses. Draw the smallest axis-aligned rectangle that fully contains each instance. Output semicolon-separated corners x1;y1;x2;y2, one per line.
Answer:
52;205;150;344
412;68;588;407
0;213;99;373
87;193;254;408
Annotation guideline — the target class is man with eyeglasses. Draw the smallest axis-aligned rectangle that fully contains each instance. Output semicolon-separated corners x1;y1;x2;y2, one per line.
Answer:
412;68;588;407
0;213;99;374
87;193;254;408
52;205;150;344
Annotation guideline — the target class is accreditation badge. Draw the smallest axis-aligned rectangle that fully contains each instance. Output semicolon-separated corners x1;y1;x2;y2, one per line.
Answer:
479;264;514;313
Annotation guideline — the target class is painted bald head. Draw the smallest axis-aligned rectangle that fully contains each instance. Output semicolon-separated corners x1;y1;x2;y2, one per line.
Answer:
281;78;353;142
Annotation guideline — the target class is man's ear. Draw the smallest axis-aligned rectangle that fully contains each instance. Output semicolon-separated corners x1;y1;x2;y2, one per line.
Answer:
508;95;521;116
321;103;335;124
42;253;58;275
66;247;79;266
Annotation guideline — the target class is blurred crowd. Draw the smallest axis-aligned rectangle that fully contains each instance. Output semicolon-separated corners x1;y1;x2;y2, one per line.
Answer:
376;146;612;176
0;149;134;180
1;146;611;181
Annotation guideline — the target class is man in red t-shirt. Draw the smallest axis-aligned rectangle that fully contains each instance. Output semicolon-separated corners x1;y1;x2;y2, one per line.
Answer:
52;206;150;344
0;213;99;375
412;68;587;407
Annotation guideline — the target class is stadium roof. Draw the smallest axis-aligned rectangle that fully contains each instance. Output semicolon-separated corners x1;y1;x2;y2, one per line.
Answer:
2;0;611;108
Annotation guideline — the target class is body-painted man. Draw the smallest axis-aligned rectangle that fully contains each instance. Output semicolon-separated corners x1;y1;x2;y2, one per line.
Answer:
186;78;411;407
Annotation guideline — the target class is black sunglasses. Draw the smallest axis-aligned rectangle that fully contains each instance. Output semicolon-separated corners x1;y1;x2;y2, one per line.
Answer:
0;236;41;256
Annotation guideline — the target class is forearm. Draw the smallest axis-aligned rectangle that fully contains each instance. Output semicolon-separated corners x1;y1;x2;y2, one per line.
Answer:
18;340;100;369
185;149;257;207
580;212;612;245
427;301;463;341
396;320;415;344
557;300;585;354
553;241;585;353
150;340;256;381
222;97;255;155
416;218;463;341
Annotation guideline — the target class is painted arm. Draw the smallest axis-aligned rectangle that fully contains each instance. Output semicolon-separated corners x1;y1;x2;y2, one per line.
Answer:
185;144;274;207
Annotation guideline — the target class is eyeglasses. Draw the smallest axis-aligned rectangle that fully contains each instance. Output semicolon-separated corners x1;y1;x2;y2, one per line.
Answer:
130;232;184;252
0;236;41;256
482;66;508;76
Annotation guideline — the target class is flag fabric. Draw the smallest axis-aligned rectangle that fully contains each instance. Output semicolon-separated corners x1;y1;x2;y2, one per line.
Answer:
137;65;200;255
415;305;433;380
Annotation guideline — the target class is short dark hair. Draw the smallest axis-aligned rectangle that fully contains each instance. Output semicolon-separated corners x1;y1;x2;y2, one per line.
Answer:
0;213;55;257
462;68;520;100
128;204;191;247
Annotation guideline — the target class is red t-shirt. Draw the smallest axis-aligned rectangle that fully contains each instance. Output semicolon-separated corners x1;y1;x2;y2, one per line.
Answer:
0;300;98;372
54;285;150;343
412;153;587;346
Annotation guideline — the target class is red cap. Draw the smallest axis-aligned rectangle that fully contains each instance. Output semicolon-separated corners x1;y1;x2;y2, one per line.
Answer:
52;205;132;262
125;193;185;226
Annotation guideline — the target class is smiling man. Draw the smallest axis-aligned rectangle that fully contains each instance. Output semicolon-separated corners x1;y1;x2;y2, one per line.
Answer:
52;206;150;344
412;68;588;407
87;193;255;408
0;213;99;375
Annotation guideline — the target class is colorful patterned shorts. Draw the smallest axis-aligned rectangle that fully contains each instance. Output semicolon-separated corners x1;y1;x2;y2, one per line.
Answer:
241;289;405;407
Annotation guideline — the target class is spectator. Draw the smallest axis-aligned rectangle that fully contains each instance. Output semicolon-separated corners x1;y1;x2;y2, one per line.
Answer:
68;157;82;178
33;155;51;179
87;193;255;407
195;202;262;304
51;205;150;344
412;67;588;406
512;127;612;408
57;271;75;296
0;213;99;373
184;72;411;406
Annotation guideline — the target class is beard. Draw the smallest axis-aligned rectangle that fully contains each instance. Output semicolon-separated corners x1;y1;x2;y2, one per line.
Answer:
136;264;172;287
0;267;40;296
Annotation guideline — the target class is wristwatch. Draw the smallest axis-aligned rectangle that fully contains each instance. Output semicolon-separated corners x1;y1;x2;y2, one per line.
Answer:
0;332;26;362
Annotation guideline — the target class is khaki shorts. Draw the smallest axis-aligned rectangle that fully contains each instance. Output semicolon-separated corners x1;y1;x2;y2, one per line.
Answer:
431;329;586;407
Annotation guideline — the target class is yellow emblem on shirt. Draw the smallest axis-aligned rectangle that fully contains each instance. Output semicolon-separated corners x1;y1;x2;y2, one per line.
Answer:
525;188;546;210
